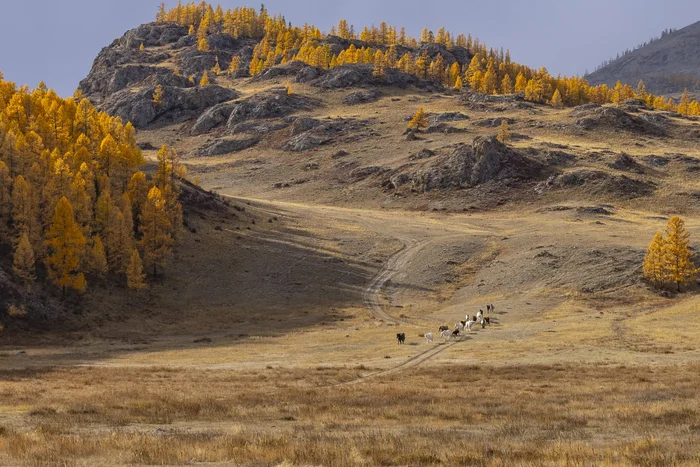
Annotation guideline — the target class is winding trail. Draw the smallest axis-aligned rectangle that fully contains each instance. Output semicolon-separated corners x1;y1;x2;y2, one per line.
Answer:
362;238;429;324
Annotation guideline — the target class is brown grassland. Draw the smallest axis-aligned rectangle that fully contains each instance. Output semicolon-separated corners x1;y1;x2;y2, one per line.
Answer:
5;63;700;465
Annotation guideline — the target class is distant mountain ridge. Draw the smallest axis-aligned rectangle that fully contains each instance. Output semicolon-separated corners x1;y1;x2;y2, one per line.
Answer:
586;21;700;95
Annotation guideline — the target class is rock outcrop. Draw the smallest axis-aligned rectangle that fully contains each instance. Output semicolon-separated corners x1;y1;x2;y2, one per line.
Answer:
226;88;321;127
101;85;238;129
410;136;547;192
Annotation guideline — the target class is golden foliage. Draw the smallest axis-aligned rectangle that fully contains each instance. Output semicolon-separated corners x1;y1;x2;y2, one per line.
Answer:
643;217;698;292
44;197;87;294
126;249;147;290
408;107;428;130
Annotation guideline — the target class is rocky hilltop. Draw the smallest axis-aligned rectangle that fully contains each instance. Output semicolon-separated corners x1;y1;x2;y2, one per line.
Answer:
79;22;466;129
77;20;700;214
586;21;700;94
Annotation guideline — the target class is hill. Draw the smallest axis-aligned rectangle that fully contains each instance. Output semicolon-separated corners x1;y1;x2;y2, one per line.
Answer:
586;21;700;94
5;4;700;466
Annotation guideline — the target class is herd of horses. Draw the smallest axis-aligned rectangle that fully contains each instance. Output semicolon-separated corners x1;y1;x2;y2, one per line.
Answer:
397;304;496;345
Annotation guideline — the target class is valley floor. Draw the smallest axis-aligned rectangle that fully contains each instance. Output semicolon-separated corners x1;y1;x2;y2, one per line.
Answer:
2;198;700;465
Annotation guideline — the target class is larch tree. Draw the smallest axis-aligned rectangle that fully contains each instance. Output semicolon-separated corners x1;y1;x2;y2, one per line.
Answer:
551;89;564;107
44;197;87;295
139;186;173;276
454;75;463;90
501;74;514;94
13;231;36;281
200;70;210;86
643;232;666;288
152;84;164;108
663;216;697;292
90;235;109;277
514;72;528;93
126;249;147;290
496;120;511;143
228;56;241;75
198;37;210;52
408;107;428;130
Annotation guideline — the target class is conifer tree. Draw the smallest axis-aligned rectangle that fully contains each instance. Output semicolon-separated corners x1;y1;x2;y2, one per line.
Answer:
663;216;697;292
408;107;428;130
678;89;692;116
212;56;222;75
228;56;241;75
126;249;147;290
188;24;195;35
514;72;528;93
200;70;210;86
44;197;87;295
372;51;386;78
551;89;564;107
636;80;648;101
643;232;666;287
140;187;173;276
152;84;164;108
198;38;210;52
454;75;463;90
13;231;36;281
501;74;514;94
90;235;108;277
496;120;511;143
140;43;145;52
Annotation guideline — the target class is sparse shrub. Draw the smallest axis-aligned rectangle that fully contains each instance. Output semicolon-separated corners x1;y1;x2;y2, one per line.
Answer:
7;304;28;318
496;120;511;143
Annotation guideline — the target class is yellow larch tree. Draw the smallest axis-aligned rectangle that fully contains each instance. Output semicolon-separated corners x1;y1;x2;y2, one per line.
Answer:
663;216;697;292
408;107;428;130
200;70;210;86
152;84;164;108
551;89;564;108
13;231;36;281
643;232;666;288
198;37;210;52
514;72;528;93
501;74;514;94
139;186;173;276
496;120;511;143
126;249;147;290
44;197;87;295
90;235;109;277
228;56;241;75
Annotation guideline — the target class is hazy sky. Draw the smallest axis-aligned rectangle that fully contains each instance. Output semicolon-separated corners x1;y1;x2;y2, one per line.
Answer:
2;0;699;96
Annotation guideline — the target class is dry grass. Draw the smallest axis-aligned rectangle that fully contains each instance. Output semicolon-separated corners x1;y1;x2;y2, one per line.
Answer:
2;364;700;465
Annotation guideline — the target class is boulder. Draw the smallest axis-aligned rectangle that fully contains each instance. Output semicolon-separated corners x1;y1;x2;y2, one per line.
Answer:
575;106;666;136
344;89;383;105
229;121;290;135
473;117;516;128
101;84;239;128
311;64;423;89
351;166;390;180
537;170;655;198
226;88;321;127
191;102;237;135
290;117;320;136
283;133;329;152
198;137;260;156
429;112;469;124
410;136;546;192
409;149;436;161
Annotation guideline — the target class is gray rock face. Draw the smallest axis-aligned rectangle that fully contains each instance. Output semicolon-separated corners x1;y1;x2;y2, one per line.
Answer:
429;112;469;124
575;106;666;136
290;117;320;136
409;149;436;161
351;166;390;180
79;22;189;100
411;136;546;192
460;91;524;104
473;117;516;128
102;85;239;128
191;102;237;135
538;170;655;198
198;137;259;156
226;88;321;127
252;60;324;83
283;133;329;152
344;89;383;105
230;121;290;135
311;64;423;89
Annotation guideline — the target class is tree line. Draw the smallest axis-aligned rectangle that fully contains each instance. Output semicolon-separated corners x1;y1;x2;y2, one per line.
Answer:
0;73;182;297
157;2;700;115
643;216;698;292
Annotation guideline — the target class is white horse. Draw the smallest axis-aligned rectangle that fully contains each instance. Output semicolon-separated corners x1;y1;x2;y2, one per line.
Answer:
424;332;434;344
441;329;452;341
